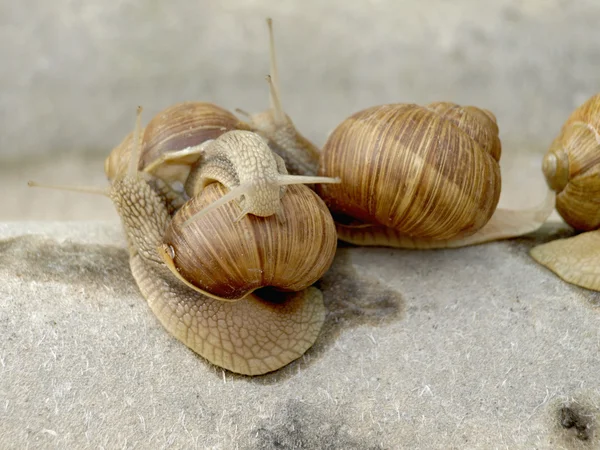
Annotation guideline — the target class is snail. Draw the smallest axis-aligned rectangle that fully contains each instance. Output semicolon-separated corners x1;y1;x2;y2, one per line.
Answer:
27;18;342;375
157;128;340;301
29;106;339;376
530;93;600;291
104;101;254;212
103;18;321;216
306;102;556;249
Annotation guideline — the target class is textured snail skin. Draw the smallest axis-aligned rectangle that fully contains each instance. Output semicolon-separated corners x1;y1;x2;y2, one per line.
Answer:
110;174;326;376
184;130;288;212
530;231;600;292
530;94;600;291
182;130;339;221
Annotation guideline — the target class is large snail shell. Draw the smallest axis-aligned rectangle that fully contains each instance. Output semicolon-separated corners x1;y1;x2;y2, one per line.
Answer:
104;102;251;184
542;94;600;231
317;102;502;240
160;183;338;301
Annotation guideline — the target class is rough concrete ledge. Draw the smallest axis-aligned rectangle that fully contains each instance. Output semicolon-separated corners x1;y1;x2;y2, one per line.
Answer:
1;221;599;449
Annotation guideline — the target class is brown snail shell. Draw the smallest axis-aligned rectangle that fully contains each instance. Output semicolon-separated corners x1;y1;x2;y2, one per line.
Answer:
541;94;600;231
104;102;251;186
531;93;600;292
317;102;503;241
159;182;338;301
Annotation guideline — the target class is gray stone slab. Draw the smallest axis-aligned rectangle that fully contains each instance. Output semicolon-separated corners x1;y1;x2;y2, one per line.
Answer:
1;221;598;449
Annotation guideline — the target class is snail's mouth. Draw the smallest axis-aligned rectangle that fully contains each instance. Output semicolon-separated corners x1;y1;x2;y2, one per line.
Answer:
253;286;295;304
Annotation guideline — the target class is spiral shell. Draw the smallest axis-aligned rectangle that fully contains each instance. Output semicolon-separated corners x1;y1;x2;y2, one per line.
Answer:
104;102;250;184
160;183;338;301
317;102;502;241
542;94;600;231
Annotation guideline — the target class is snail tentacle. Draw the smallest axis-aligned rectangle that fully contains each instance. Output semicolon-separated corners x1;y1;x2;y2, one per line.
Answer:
143;142;211;175
235;18;321;176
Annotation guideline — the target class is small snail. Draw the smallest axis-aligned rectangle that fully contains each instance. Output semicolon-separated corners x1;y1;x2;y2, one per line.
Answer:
311;102;555;248
158;129;340;301
104;18;321;215
530;93;600;291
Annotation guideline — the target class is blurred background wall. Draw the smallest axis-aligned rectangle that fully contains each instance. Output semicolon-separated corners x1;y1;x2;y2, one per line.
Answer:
2;0;599;219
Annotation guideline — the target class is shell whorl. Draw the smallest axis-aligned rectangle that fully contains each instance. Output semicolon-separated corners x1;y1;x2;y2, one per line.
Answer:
543;94;600;231
160;182;338;301
317;102;502;241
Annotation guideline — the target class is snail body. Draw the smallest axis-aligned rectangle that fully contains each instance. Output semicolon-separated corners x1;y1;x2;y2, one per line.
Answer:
28;18;341;375
531;93;600;291
180;129;340;223
104;19;325;217
32;106;336;376
314;102;554;248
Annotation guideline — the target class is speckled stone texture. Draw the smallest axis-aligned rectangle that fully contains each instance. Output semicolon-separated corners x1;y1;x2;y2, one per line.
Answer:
1;221;600;449
3;1;600;448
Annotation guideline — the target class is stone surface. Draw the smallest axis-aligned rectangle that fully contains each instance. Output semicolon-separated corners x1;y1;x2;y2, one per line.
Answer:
2;0;600;164
3;1;599;448
2;221;600;449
